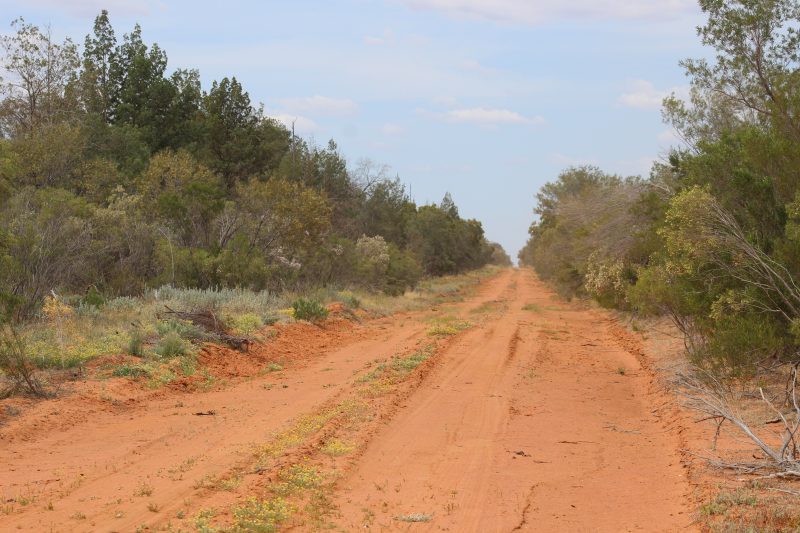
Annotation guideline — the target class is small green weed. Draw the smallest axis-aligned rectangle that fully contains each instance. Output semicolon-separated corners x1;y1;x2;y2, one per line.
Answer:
265;362;283;373
113;363;152;379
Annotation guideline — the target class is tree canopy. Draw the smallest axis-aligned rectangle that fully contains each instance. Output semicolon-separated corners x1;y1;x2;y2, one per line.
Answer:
0;11;501;319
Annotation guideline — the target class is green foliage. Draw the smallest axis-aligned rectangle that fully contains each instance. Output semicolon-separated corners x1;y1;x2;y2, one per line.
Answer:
0;13;492;338
0;322;48;397
154;331;189;358
156;318;203;340
112;363;151;379
227;313;263;335
291;299;329;323
488;242;512;266
521;2;800;377
407;195;493;277
697;314;785;376
127;329;144;357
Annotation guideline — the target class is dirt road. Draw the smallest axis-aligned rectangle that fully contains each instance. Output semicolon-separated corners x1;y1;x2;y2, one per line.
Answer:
0;269;694;532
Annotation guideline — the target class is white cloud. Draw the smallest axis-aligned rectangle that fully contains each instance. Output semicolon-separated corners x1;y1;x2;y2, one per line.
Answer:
618;79;687;110
441;107;544;125
268;114;320;134
394;0;697;25
279;95;358;117
23;0;154;17
381;123;406;136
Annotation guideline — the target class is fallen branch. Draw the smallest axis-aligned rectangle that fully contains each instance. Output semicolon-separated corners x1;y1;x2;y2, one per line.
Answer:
159;306;251;352
677;368;800;477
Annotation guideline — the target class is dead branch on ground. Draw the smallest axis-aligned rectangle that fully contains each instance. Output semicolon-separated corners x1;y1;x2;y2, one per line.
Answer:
678;366;800;478
159;306;252;352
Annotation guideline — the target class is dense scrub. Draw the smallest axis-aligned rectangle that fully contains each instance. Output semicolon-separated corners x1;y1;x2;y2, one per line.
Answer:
0;12;505;324
520;0;800;376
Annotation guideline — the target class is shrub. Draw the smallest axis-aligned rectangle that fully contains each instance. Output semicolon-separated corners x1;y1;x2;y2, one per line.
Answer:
127;329;144;356
0;323;48;397
384;245;422;296
291;299;328;323
156;318;204;341
228;313;263;335
154;331;189;358
112;363;152;379
337;291;361;310
695;314;785;376
104;296;137;311
82;286;106;308
584;254;629;308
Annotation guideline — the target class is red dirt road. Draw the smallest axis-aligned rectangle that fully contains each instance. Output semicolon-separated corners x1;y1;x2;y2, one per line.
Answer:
334;269;693;531
0;269;695;532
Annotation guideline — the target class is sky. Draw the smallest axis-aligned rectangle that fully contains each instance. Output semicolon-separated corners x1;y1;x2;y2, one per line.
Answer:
0;0;708;259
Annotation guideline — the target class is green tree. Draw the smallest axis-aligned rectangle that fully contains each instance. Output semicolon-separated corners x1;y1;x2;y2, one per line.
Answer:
199;77;272;188
139;149;224;247
0;187;98;318
81;9;116;121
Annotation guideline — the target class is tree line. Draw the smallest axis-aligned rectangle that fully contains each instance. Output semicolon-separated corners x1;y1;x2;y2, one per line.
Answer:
0;12;504;320
520;0;800;376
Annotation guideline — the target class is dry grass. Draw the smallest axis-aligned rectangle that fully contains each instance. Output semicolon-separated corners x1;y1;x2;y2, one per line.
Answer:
700;486;800;532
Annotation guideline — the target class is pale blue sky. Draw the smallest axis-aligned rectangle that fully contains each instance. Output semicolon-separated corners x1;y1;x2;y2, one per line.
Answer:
0;0;707;257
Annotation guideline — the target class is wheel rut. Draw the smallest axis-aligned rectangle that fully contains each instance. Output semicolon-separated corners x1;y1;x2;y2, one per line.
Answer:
331;269;695;532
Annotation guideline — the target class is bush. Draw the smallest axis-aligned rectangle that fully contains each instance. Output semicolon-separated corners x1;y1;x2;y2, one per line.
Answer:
291;298;328;323
0;323;48;397
228;313;264;335
127;329;144;357
339;292;361;310
384;245;422;296
156;318;204;341
695;314;786;376
154;331;189;358
82;286;106;308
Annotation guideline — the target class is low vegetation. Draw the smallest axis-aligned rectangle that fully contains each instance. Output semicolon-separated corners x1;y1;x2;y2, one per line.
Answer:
290;299;328;323
0;267;495;396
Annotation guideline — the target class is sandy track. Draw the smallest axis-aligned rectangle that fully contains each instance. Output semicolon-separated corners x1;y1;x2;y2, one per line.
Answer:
0;269;694;532
333;270;694;531
0;315;431;531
